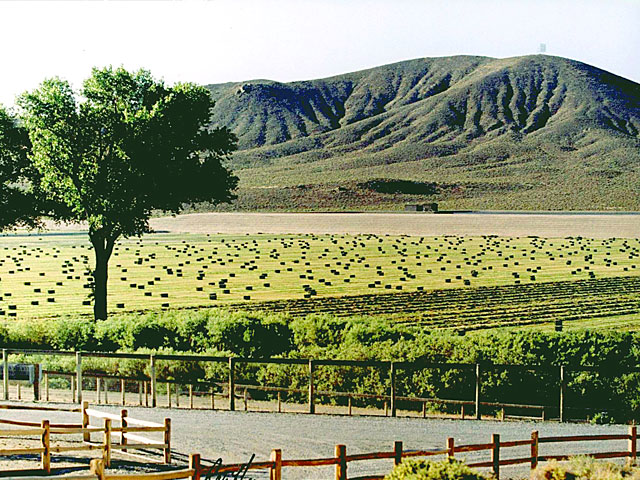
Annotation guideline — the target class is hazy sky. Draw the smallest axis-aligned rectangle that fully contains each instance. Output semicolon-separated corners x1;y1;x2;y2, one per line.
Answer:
0;0;638;107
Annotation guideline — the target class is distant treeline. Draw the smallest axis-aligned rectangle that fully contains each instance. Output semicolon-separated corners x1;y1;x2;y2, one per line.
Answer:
5;310;640;422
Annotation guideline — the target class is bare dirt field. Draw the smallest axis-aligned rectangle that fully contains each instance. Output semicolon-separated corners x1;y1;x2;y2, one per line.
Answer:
149;212;640;238
43;212;640;238
0;403;633;479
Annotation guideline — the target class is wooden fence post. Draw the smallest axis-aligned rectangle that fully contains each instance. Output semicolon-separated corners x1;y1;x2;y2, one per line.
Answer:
189;384;194;409
104;378;108;403
45;373;49;402
41;419;50;473
629;425;637;465
475;363;481;420
103;418;111;468
447;437;455;458
390;362;397;418
71;374;75;403
76;351;83;404
348;395;352;416
270;448;282;480
335;444;346;480
90;458;105;480
121;409;128;452
33;364;40;401
244;388;248;411
531;430;539;470
167;382;172;408
277;391;281;413
96;377;100;404
228;357;235;411
189;453;201;480
308;359;315;414
138;381;143;406
150;354;157;408
559;365;566;423
121;379;126;406
210;386;215;410
422;401;426;418
492;433;500;480
82;401;90;442
164;418;171;464
394;440;403;465
3;349;8;401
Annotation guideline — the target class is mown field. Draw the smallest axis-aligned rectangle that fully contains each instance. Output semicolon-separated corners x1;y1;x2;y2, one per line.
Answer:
0;232;638;329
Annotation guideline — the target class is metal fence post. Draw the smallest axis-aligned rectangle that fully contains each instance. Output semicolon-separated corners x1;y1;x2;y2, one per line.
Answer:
560;365;565;423
308;359;315;414
76;351;83;404
390;362;397;418
3;349;8;401
150;354;157;408
228;357;235;411
475;363;481;420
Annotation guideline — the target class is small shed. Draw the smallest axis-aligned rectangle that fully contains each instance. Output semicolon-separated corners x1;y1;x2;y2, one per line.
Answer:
404;203;438;213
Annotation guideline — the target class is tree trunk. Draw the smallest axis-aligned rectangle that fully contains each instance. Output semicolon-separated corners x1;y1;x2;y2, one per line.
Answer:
90;234;116;321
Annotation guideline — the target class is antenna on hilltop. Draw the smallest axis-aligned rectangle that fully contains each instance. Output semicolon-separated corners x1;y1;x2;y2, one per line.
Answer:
538;43;547;54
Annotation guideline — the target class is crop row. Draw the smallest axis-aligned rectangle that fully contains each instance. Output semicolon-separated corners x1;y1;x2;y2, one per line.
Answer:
240;275;640;329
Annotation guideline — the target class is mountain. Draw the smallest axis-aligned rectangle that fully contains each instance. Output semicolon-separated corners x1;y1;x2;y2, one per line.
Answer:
205;55;640;211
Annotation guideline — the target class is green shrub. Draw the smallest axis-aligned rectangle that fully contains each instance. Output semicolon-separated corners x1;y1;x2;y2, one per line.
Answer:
531;456;640;480
206;312;292;357
385;458;489;480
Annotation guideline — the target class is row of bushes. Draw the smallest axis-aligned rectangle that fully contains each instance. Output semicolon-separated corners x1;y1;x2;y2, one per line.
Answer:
386;457;640;480
4;309;640;421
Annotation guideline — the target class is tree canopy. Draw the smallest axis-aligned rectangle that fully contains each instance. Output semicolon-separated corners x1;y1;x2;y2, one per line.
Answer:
18;66;238;319
0;106;38;230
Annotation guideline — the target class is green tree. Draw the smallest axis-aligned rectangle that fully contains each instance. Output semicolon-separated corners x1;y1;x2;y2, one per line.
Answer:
18;67;238;320
0;105;38;229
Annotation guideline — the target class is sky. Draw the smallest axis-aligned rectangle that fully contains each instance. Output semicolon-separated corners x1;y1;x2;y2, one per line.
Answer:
0;0;638;107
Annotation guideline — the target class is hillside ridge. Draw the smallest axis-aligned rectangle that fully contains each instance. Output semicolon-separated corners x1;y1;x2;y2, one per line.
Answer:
204;55;640;212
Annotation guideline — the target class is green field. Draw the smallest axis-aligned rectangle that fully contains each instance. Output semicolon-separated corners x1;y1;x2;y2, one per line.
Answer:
0;232;638;328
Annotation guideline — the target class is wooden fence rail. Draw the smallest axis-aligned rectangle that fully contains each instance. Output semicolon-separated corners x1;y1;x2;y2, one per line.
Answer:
0;403;171;474
4;348;640;422
188;426;639;480
1;427;638;480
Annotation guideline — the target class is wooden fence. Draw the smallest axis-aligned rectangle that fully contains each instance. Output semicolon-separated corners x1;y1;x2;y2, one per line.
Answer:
2;428;638;480
0;402;171;474
3;348;636;422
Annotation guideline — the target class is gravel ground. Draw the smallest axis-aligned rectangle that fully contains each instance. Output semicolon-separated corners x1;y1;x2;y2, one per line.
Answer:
0;402;634;479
